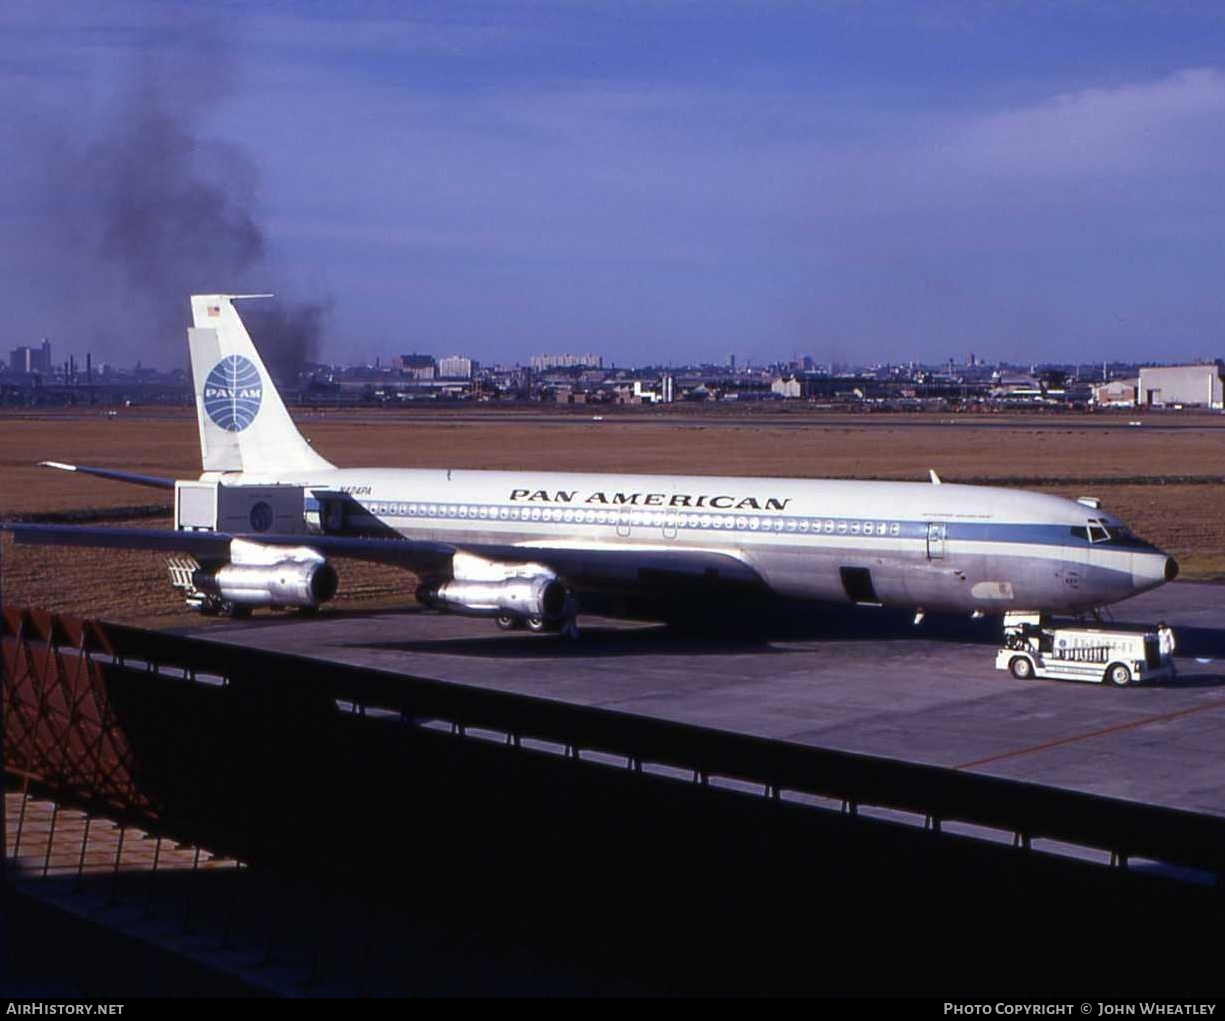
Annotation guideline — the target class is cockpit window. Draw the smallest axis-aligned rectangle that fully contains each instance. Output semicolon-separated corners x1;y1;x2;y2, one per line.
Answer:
1087;520;1111;544
1076;519;1153;549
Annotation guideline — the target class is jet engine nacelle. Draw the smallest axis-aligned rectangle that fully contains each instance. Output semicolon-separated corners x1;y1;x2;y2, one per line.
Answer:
420;575;568;620
190;537;338;609
418;551;569;621
192;561;339;608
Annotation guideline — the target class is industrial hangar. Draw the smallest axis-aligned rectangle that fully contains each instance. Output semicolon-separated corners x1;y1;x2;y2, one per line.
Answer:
1137;364;1225;409
5;583;1225;996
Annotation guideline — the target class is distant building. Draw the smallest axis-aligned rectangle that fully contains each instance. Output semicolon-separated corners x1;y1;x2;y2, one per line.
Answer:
437;355;473;379
990;373;1043;401
1137;364;1224;409
771;376;802;399
397;353;436;381
9;340;51;373
531;353;602;370
1092;378;1138;407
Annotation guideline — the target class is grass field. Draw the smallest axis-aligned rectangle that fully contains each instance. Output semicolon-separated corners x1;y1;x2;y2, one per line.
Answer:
2;406;1222;627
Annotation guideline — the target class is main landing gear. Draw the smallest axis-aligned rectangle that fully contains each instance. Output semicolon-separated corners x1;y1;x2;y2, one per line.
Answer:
496;612;581;639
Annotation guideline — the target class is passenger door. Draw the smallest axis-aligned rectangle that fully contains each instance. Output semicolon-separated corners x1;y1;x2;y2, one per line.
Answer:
926;522;947;560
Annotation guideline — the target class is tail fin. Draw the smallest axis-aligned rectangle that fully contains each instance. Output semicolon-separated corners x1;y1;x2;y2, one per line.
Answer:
188;294;334;474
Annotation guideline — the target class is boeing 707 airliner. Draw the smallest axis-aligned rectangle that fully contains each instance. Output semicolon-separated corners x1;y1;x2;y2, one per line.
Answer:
5;294;1178;635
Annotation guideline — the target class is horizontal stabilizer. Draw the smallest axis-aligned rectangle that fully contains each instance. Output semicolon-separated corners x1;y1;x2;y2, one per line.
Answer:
39;461;176;490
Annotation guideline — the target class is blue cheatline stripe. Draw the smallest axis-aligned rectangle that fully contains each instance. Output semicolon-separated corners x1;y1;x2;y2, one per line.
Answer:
340;500;1142;553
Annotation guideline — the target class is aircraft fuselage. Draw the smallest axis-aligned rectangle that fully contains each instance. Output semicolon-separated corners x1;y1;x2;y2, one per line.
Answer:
223;467;1176;615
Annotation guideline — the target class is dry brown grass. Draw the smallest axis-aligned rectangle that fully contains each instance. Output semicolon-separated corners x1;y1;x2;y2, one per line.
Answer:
2;406;1222;625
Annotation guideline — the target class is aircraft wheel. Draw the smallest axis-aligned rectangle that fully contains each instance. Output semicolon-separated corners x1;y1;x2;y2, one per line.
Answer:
495;614;522;631
525;615;549;633
1009;656;1034;680
1105;662;1132;687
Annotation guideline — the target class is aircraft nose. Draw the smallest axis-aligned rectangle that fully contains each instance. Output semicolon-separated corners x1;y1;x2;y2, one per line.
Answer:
1131;551;1177;591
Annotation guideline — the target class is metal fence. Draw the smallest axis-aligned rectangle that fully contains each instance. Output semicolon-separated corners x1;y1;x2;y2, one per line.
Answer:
6;606;1224;883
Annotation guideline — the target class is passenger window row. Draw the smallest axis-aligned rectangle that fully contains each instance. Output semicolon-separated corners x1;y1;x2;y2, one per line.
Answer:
363;501;905;537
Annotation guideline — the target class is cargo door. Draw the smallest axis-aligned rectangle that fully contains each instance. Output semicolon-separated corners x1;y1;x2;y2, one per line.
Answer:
840;567;880;605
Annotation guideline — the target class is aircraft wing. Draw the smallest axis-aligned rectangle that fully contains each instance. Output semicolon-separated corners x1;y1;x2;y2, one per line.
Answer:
39;461;177;490
1;523;765;593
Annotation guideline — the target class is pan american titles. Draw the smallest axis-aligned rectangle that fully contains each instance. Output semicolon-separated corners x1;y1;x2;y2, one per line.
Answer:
509;488;792;511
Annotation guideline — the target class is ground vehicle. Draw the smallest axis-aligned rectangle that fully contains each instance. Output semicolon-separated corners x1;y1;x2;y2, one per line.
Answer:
996;619;1174;686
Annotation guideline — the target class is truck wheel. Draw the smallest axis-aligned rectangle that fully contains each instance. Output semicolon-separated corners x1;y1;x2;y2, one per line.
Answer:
1105;662;1132;687
1009;656;1034;680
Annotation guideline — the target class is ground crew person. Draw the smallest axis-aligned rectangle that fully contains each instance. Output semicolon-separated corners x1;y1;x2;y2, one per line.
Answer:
1157;621;1177;675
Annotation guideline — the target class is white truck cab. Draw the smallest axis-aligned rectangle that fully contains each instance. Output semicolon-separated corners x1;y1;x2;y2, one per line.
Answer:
996;616;1174;687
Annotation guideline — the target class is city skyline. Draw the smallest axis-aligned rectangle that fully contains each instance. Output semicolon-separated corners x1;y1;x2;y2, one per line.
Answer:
3;3;1225;370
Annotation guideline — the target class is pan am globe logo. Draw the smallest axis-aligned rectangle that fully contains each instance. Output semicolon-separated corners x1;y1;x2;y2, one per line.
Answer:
203;355;263;432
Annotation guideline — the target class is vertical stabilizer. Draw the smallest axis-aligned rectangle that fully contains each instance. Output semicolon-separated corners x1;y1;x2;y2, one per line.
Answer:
188;295;334;474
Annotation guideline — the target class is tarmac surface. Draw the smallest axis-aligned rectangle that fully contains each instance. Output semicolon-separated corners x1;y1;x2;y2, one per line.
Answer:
188;580;1225;819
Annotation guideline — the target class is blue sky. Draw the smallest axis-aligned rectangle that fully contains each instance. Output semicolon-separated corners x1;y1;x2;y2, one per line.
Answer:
3;1;1225;369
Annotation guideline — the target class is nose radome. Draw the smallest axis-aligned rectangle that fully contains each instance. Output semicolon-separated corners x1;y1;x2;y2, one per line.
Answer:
1132;551;1175;592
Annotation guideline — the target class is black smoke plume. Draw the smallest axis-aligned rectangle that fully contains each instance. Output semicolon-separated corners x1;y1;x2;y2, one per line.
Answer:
9;17;327;379
243;300;332;384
